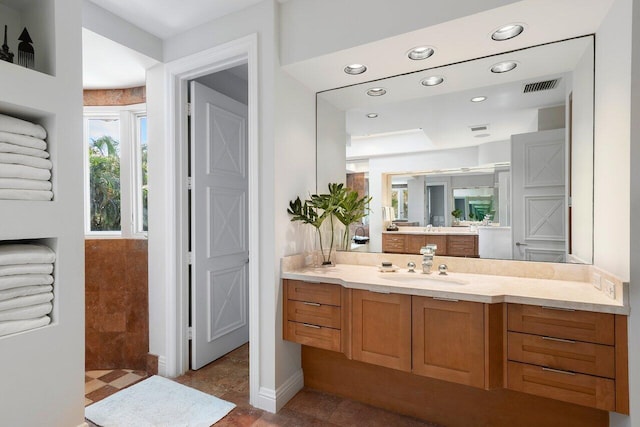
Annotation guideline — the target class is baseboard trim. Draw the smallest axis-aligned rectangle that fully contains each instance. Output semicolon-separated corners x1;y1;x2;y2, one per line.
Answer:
158;355;167;376
254;369;304;413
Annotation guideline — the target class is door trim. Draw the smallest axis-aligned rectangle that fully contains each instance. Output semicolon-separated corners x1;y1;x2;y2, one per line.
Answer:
161;33;259;405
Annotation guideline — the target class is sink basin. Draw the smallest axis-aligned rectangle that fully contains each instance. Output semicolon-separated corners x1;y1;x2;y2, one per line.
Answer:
381;273;468;286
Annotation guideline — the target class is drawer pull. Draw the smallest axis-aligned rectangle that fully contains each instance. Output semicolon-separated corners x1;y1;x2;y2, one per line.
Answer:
302;323;321;329
433;297;459;302
542;336;576;344
542;367;576;376
541;306;576;312
302;302;321;307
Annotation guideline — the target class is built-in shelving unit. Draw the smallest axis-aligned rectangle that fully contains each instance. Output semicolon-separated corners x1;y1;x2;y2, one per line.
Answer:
0;0;84;425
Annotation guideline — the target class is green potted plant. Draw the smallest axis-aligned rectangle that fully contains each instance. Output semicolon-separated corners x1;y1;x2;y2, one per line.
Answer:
329;183;372;251
451;208;462;225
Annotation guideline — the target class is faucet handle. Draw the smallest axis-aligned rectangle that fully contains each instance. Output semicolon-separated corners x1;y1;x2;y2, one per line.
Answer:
407;261;416;273
438;264;448;275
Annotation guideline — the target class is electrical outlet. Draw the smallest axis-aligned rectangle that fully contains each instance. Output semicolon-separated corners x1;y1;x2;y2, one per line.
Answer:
603;279;616;300
592;273;602;290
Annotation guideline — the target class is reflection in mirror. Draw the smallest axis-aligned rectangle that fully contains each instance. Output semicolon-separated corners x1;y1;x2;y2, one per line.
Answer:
317;36;594;263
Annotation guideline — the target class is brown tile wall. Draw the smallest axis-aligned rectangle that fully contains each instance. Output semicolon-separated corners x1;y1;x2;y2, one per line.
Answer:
85;239;149;371
347;172;367;199
83;86;146;106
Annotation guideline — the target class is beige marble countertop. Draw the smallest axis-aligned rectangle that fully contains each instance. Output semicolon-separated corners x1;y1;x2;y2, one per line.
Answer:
281;263;628;314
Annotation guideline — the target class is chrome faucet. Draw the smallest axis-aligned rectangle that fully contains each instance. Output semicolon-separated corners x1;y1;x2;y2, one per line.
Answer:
420;244;437;274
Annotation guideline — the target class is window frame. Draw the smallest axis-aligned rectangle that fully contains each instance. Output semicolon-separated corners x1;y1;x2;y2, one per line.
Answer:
83;104;147;238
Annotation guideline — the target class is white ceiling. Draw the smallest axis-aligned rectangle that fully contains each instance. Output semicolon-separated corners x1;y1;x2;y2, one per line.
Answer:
82;28;159;89
283;0;614;92
86;0;266;39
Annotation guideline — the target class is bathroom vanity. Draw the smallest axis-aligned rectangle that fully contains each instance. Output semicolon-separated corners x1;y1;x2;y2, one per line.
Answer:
281;257;628;427
382;227;479;257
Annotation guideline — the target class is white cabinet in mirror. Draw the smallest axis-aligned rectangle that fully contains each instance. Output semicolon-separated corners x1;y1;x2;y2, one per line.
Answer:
317;36;594;264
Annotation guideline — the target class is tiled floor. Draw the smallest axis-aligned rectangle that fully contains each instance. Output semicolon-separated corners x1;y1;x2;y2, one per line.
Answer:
85;344;439;426
85;369;149;406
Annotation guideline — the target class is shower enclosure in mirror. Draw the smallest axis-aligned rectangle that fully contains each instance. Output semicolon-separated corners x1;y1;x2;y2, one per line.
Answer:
316;36;594;263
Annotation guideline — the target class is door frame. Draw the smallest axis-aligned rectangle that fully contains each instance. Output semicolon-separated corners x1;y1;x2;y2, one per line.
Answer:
161;33;259;403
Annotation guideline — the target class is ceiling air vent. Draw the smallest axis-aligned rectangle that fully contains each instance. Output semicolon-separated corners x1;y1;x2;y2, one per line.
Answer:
469;125;488;132
523;78;561;93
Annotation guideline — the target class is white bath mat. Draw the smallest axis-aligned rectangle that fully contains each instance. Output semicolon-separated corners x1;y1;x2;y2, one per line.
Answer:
85;375;235;427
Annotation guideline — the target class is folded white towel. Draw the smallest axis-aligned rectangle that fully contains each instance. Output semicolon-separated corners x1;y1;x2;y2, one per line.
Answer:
0;274;54;291
0;142;49;158
0;315;50;337
0;178;52;191
0;244;55;266
0;163;51;180
0;189;53;201
0;292;53;311
0;114;47;139
0;302;52;321
0;285;52;302
0;132;46;150
0;153;52;170
0;263;53;277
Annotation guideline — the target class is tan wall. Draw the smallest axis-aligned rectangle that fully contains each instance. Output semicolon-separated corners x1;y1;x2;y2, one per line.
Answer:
85;239;148;370
83;86;146;106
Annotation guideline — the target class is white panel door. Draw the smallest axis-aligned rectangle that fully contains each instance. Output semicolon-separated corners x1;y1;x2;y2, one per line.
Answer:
511;128;566;262
190;81;248;370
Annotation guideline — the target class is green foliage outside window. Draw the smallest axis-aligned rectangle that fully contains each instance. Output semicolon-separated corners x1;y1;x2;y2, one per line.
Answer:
89;135;121;231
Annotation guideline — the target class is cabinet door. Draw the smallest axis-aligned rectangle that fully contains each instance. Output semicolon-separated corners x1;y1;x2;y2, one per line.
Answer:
424;235;447;255
412;296;485;388
382;234;407;253
447;235;478;257
352;290;411;371
405;235;426;254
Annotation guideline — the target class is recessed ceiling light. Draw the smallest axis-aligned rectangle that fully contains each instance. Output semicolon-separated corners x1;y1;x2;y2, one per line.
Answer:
475;133;490;138
471;96;487;103
344;64;367;75
491;61;518;73
421;76;444;86
366;113;379;118
407;46;435;61
492;24;524;41
366;87;387;96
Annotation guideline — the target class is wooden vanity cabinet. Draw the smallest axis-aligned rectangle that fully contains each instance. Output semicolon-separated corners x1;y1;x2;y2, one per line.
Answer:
447;235;478;257
506;304;629;413
382;233;478;257
283;280;349;354
382;234;406;253
351;290;412;372
412;296;485;387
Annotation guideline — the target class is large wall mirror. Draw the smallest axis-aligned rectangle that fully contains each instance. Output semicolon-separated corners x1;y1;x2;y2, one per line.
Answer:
317;36;594;264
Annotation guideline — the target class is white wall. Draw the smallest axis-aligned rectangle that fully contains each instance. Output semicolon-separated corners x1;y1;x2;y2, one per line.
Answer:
407;176;425;225
82;0;163;61
317;97;346;189
626;1;640;425
571;40;595;264
0;1;85;425
593;0;633;425
195;67;249;105
147;0;316;410
593;0;631;279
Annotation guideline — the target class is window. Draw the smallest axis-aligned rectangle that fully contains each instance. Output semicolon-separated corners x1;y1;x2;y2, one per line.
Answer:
391;184;409;220
84;105;148;237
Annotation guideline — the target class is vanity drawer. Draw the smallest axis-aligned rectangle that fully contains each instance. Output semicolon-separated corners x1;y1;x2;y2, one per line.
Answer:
447;235;478;257
382;234;406;253
507;332;615;378
287;280;341;306
287;300;341;329
287;321;341;352
507;361;615;411
507;304;614;345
